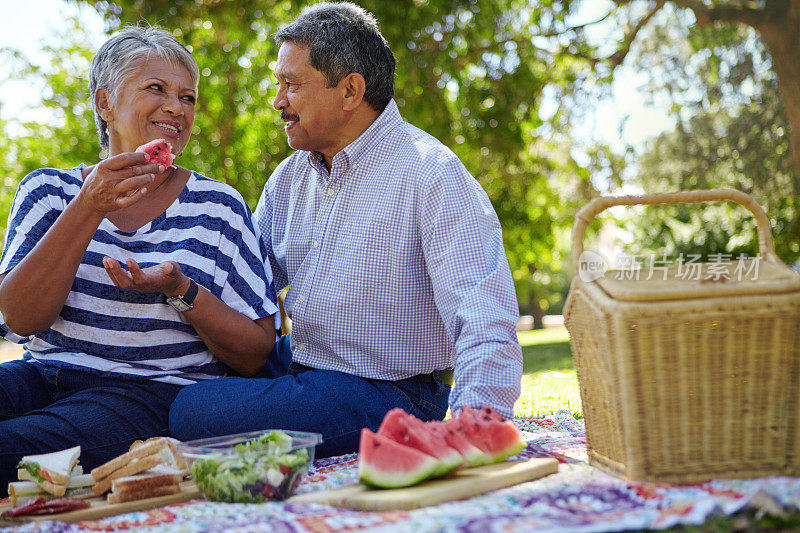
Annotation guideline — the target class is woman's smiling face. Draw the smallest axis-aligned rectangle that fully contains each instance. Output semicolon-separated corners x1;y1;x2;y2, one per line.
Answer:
102;56;197;156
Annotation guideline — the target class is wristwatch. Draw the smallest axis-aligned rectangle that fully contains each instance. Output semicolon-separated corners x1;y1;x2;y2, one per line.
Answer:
166;279;199;312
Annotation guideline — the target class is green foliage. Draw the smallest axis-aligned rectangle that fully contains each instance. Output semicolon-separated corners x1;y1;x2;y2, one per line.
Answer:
1;18;100;179
1;0;607;317
617;11;800;264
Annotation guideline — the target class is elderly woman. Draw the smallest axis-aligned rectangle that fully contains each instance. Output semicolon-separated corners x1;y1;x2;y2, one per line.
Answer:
0;26;278;495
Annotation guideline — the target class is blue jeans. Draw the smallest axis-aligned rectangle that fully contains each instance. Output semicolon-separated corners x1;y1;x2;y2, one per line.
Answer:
0;360;182;498
170;334;451;457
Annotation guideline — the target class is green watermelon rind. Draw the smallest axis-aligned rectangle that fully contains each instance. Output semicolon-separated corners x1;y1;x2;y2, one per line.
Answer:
359;459;439;488
482;436;527;463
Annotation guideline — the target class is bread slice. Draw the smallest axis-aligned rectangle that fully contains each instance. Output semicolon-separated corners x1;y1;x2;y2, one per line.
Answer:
107;483;180;505
91;448;173;496
130;437;189;476
17;446;81;495
91;439;171;481
111;470;182;493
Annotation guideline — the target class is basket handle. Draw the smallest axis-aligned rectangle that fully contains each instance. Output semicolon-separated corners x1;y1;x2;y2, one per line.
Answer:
572;189;779;275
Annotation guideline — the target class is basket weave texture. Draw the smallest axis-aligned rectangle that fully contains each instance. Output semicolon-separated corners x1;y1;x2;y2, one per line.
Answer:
564;190;800;484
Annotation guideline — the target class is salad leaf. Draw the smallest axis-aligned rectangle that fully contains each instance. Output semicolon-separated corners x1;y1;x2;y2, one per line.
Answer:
16;461;45;483
191;430;310;503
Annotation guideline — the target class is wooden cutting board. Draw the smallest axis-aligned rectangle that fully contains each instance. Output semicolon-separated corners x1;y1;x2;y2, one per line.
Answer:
0;481;201;524
289;457;558;511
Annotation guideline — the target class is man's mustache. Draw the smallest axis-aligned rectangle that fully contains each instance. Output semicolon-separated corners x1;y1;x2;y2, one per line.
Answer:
281;111;300;122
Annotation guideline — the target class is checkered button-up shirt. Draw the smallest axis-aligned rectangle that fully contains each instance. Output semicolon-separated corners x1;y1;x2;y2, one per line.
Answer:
255;100;522;417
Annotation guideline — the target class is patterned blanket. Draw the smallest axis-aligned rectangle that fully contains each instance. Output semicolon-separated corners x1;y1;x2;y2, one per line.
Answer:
4;410;799;532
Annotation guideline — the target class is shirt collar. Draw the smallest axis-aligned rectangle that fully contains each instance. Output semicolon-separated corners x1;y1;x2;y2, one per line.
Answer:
306;99;403;173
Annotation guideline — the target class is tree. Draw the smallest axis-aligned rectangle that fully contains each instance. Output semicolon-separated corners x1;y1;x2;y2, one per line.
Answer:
0;18;101;226
570;1;800;175
593;3;799;264
0;0;614;322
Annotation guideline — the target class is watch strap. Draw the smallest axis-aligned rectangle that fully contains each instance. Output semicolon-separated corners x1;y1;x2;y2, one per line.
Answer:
167;279;198;312
180;278;199;306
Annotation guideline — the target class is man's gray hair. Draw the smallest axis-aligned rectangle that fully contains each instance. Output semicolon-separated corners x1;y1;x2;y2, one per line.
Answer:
89;25;199;150
275;2;395;112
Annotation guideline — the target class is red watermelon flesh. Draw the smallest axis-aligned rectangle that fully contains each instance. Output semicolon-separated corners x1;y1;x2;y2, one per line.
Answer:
378;408;462;477
478;404;506;423
458;405;526;463
358;428;440;488
427;420;485;467
136;138;175;167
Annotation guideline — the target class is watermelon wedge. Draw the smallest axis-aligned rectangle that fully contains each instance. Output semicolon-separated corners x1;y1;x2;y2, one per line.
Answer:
458;405;526;463
358;429;440;488
427;420;485;467
378;409;462;477
136;138;175;167
357;405;528;489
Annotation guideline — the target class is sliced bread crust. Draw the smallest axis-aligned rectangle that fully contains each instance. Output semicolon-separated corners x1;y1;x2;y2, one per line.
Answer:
111;471;183;493
91;448;172;496
107;484;180;505
91;438;171;481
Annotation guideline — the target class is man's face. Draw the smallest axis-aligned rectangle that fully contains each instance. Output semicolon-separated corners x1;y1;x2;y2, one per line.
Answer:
273;42;347;162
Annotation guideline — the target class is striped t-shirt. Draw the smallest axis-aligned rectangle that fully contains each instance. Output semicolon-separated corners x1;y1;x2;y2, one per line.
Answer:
0;166;279;385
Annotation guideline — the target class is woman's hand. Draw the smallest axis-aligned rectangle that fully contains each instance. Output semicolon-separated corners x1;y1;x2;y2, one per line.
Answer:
103;257;189;297
79;152;164;216
103;256;275;376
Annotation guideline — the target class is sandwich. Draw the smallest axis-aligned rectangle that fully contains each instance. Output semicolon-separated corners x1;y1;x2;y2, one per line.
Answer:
18;464;82;482
107;470;183;504
91;437;188;498
8;474;94;507
16;446;82;497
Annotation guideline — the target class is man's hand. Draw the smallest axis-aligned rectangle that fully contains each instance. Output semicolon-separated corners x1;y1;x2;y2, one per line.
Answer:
103;257;190;297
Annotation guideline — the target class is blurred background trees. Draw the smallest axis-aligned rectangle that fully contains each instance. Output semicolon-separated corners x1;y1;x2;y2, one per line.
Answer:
1;0;798;324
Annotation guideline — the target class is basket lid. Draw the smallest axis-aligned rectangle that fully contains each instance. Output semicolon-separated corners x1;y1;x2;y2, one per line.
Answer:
594;258;800;302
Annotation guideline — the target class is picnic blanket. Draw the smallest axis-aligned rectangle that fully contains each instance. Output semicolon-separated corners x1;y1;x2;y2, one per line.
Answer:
4;410;800;532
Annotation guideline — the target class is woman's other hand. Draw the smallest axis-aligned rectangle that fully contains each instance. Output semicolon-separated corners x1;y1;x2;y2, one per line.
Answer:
103;257;189;296
80;153;164;216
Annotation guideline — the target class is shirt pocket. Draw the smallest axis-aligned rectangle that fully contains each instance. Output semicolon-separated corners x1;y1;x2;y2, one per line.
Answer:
346;218;399;294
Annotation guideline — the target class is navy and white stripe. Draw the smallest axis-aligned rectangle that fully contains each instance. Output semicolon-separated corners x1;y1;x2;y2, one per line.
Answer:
255;100;522;418
0;166;279;385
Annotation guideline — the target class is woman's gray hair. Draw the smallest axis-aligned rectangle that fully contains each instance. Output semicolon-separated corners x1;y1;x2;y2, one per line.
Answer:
275;2;395;112
89;25;199;150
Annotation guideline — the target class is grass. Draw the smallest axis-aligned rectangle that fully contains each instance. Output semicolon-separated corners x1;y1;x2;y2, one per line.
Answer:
515;327;582;420
515;327;798;532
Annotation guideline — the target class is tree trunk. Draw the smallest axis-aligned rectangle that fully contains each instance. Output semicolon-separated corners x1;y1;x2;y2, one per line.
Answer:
527;265;545;330
528;294;545;330
753;6;800;174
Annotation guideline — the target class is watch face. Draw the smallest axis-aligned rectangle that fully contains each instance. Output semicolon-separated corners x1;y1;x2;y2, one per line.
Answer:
167;296;193;312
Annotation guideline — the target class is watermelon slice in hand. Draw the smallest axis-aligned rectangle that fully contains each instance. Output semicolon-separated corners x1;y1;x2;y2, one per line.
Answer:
136;138;175;167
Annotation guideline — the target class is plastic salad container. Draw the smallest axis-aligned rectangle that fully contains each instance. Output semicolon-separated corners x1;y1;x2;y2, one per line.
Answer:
177;429;323;502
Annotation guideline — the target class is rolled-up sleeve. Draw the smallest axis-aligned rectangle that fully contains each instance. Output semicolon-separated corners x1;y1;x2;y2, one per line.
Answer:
419;156;522;418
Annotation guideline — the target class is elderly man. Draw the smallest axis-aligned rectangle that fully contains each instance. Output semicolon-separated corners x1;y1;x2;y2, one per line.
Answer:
170;2;523;457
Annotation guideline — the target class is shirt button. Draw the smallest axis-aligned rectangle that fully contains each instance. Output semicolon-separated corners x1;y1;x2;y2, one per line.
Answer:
298;343;306;350
326;187;335;196
298;295;306;303
312;240;320;249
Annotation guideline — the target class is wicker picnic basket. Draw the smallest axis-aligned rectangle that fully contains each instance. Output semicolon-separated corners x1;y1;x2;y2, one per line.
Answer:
563;189;800;483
